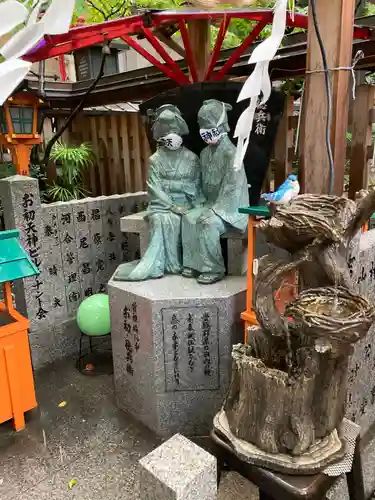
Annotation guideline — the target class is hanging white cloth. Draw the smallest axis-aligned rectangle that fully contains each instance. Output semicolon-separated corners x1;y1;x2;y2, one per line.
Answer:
0;0;76;105
0;0;29;37
233;0;288;170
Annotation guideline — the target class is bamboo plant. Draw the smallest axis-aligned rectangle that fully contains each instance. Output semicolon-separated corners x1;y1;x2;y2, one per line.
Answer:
46;141;95;202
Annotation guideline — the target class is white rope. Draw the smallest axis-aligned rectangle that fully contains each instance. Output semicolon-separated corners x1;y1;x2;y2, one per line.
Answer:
305;50;364;100
294;82;304;156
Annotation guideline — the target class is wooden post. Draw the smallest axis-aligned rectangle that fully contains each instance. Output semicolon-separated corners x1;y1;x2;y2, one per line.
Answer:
274;95;294;189
348;85;375;200
188;20;211;81
299;0;355;195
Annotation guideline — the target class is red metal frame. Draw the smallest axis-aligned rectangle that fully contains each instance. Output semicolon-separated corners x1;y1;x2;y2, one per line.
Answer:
22;9;372;85
121;34;187;85
140;26;190;84
205;14;231;81
211;17;270;81
178;19;198;83
59;54;67;81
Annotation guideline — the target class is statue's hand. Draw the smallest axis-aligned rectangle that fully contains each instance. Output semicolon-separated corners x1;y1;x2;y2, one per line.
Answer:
197;208;215;224
171;205;187;215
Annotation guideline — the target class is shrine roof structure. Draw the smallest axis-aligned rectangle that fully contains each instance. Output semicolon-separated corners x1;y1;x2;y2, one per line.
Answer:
22;35;375;108
22;8;372;86
17;9;375;108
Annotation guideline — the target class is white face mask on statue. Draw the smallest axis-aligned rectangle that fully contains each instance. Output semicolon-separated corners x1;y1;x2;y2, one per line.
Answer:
158;133;182;150
199;102;227;145
199;127;224;145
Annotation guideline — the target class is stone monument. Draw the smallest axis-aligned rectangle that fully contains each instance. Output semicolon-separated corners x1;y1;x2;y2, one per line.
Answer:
213;192;375;474
109;101;248;435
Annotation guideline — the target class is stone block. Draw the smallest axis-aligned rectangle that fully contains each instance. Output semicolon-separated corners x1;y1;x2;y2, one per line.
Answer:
0;175;48;322
324;476;348;500
102;195;123;279
324;433;375;500
87;197;108;294
345;229;375;433
28;318;80;370
39;203;68;324
139;434;217;500
361;434;375;498
70;199;96;300
109;275;246;436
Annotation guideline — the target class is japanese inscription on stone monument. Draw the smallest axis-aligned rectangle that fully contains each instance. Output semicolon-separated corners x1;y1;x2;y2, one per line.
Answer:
22;193;48;321
162;306;219;392
123;300;140;376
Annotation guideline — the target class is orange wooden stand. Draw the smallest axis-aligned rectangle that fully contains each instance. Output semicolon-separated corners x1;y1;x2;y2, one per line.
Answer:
0;282;37;431
241;213;297;343
241;215;259;341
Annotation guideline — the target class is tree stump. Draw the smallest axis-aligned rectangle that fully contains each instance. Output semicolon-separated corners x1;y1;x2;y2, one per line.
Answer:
215;192;375;474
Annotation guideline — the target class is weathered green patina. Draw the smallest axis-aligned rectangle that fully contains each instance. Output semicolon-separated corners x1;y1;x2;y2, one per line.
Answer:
182;99;249;284
113;105;203;281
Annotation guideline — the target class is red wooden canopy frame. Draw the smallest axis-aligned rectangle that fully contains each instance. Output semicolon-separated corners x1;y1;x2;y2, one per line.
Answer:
22;8;371;85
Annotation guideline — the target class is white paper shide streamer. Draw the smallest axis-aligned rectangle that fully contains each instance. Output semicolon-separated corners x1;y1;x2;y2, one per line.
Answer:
233;0;288;170
0;0;76;105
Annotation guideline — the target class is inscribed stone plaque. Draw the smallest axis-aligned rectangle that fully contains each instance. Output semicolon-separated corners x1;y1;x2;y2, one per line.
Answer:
40;204;67;322
121;298;141;377
74;49;90;81
72;200;95;300
57;202;81;316
103;196;122;279
87;197;107;293
162;306;219;392
346;228;375;433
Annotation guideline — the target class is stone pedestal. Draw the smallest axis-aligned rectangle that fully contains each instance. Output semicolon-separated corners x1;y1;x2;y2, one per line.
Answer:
108;274;246;436
139;434;217;500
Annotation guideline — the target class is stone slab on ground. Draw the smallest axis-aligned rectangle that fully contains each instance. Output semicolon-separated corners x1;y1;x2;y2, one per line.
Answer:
109;274;246;436
4;357;375;500
0;358;259;500
139;433;217;500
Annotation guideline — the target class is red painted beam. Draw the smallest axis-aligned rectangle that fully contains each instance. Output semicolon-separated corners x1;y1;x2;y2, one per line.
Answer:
121;35;187;85
21;9;371;67
23;22;145;62
59;54;67;81
140;26;190;84
178;20;198;82
205;14;230;81
211;18;270;81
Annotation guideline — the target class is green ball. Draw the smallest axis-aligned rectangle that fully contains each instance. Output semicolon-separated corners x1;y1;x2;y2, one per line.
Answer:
76;294;111;336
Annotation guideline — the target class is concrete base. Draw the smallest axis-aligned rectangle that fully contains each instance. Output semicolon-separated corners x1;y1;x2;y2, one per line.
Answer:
108;274;246;436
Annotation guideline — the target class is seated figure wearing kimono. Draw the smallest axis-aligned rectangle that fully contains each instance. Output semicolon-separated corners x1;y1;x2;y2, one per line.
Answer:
113;104;204;281
181;99;249;284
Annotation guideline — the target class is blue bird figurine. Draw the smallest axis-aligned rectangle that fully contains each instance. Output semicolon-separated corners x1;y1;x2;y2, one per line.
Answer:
262;174;300;205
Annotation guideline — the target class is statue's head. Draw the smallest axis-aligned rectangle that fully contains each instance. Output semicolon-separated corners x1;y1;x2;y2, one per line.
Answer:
198;99;232;145
151;105;189;150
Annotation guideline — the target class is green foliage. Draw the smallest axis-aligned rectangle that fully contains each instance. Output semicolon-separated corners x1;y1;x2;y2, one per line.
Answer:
281;77;304;96
82;0;183;22
364;2;375;15
45;142;94;202
0;163;17;179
